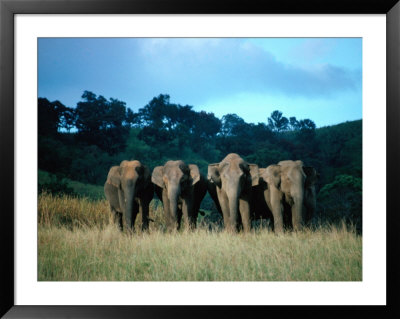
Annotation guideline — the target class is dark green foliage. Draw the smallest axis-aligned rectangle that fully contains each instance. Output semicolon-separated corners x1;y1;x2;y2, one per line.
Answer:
74;91;132;154
221;113;247;136
38;171;75;196
317;175;362;233
69;145;118;185
38;170;105;200
38;98;75;135
315;120;362;186
38;92;362;231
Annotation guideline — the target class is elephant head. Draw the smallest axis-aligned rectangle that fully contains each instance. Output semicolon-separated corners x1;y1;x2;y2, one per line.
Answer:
208;153;259;232
106;160;151;230
259;161;317;232
152;160;201;230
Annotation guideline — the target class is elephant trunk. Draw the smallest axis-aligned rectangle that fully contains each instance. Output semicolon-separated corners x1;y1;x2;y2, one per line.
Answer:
291;186;304;231
124;184;136;230
227;186;241;232
168;183;180;230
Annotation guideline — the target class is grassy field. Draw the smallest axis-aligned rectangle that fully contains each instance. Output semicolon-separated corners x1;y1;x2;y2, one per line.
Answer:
38;192;362;281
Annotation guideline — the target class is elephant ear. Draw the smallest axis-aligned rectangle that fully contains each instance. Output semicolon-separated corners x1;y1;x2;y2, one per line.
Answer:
265;165;281;188
303;166;317;187
151;166;165;188
208;163;221;188
107;166;122;189
188;164;201;186
248;164;259;186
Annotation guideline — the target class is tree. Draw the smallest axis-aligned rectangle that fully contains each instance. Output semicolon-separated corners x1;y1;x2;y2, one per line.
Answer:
38;98;75;135
74;91;131;154
125;108;137;127
221;113;246;136
296;118;317;145
136;94;171;128
289;116;300;131
246;122;273;142
268;110;289;132
75;91;107;133
193;111;221;139
299;119;316;131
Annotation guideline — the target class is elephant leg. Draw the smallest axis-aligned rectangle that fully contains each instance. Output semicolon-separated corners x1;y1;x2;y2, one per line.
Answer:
139;184;153;232
269;187;284;233
176;207;183;231
239;198;251;232
139;198;149;232
217;189;230;230
190;205;199;230
111;205;123;231
116;212;123;231
182;198;195;230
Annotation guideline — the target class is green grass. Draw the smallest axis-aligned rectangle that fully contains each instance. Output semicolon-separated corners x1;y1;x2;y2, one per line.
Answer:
38;193;362;281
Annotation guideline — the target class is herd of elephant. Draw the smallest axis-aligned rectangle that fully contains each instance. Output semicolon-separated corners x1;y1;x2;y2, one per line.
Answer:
104;153;318;234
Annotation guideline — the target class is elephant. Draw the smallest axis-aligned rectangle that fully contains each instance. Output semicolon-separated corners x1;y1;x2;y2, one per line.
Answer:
208;153;259;232
257;160;317;232
152;160;207;231
104;160;153;232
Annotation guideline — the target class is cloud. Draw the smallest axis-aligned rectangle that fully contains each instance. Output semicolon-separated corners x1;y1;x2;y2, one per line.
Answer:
38;38;361;117
289;39;335;61
134;38;361;105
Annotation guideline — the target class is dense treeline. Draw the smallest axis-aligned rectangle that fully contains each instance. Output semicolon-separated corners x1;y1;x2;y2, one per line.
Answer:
38;91;362;230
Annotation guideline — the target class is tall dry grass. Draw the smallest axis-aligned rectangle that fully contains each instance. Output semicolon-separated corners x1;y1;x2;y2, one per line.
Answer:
38;192;166;231
38;193;362;281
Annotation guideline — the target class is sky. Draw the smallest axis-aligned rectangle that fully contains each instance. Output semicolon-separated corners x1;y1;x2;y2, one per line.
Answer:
38;38;362;127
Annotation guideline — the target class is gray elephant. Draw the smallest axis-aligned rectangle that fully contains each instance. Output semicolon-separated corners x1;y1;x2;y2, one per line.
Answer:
152;160;207;231
257;160;317;232
208;153;259;232
104;160;153;231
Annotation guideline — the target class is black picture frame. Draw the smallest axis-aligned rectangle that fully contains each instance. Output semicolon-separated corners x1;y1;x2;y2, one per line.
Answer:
1;0;399;318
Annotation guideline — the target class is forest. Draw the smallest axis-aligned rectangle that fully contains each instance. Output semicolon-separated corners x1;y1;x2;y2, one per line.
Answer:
38;91;362;231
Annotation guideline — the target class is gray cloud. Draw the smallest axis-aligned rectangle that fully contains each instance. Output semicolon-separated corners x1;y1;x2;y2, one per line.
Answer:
38;38;361;114
135;38;361;105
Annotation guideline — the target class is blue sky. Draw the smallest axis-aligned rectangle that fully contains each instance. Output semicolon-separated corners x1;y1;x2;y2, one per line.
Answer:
38;38;362;127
